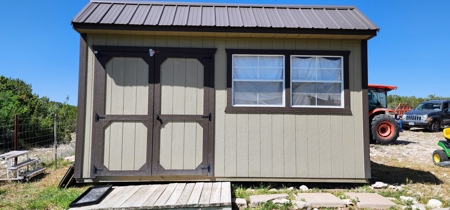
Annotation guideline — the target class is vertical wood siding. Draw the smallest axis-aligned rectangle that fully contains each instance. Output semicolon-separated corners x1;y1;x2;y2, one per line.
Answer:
159;58;204;170
82;34;366;180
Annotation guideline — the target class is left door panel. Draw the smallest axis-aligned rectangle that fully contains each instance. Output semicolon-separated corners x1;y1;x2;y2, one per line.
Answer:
92;53;154;177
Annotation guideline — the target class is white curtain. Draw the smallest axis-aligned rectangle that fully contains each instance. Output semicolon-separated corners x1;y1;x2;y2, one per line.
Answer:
291;56;342;106
233;55;283;106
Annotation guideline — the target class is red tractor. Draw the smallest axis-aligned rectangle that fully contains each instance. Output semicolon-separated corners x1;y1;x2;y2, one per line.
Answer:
368;84;400;144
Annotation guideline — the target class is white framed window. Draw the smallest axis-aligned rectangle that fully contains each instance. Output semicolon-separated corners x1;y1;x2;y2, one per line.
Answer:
291;56;344;108
232;55;285;107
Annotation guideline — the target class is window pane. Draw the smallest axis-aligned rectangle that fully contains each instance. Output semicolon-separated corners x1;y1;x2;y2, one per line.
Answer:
292;82;316;94
317;69;341;81
292;68;316;80
259;68;283;80
317;94;341;106
317;57;341;68
233;56;258;67
233;67;258;79
259;56;283;67
234;82;257;105
317;83;341;94
292;94;315;106
292;56;315;68
258;82;283;105
234;81;283;105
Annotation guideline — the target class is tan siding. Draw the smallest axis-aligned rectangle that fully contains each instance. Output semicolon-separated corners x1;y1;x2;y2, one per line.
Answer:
214;40;226;177
260;114;273;177
295;114;308;177
236;114;249;177
283;114;296;177
122;122;136;170
271;115;284;177
248;114;261;177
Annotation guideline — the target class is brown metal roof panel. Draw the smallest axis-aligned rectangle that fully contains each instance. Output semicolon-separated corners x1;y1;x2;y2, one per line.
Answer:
144;5;164;25
85;3;112;23
302;8;326;28
129;5;151;25
240;7;257;27
288;8;313;28
275;8;298;28
202;6;215;26
215;6;229;27
115;4;138;24
352;8;379;29
101;4;125;24
227;7;243;27
326;9;354;29
313;9;340;29
73;2;98;23
187;6;202;26
159;5;176;25
173;5;189;26
252;7;271;27
339;9;369;29
264;7;285;28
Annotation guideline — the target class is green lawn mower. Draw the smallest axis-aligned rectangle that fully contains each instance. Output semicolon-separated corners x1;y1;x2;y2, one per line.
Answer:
433;128;450;167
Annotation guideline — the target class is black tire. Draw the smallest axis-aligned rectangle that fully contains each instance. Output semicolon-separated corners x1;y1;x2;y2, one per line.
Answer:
371;114;399;145
429;120;441;132
432;150;448;165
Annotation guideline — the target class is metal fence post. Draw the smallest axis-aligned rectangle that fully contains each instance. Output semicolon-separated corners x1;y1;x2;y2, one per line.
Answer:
54;114;57;169
14;114;18;165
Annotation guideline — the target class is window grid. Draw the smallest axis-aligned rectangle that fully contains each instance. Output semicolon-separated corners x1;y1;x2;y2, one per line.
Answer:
290;55;344;108
232;55;285;107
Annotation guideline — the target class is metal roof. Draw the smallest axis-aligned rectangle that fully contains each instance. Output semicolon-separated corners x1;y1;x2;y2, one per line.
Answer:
72;1;379;33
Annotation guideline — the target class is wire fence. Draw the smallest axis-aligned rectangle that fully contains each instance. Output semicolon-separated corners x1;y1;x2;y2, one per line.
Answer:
0;115;56;154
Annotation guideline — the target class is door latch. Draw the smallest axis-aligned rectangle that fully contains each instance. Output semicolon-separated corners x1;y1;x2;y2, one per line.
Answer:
95;113;105;122
202;113;212;121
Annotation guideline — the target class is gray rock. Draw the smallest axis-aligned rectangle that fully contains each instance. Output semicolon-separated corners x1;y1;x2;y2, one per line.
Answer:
249;194;288;207
269;188;278;192
292;200;310;210
233;198;247;210
299;185;309;191
371;181;388;189
287;187;294;191
427;199;442;208
64;155;75;162
411;203;426;210
342;199;353;206
272;198;290;205
400;196;416;202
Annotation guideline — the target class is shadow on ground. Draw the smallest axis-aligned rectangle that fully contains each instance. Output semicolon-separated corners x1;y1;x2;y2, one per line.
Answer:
371;161;442;185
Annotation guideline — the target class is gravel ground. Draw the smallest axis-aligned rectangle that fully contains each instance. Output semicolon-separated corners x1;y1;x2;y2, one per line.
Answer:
370;128;446;165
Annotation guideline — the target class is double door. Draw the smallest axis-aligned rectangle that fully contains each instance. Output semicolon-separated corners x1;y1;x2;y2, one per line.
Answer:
91;46;215;178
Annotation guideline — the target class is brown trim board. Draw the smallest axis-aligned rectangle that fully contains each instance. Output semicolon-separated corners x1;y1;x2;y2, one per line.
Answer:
361;40;371;179
225;49;352;115
74;34;88;179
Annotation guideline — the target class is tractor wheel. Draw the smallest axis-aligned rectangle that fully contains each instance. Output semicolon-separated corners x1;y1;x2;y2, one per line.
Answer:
432;150;448;165
429;120;441;132
371;114;399;145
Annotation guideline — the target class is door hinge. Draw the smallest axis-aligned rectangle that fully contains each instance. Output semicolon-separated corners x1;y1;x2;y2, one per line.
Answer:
201;163;211;173
202;113;212;121
93;165;104;174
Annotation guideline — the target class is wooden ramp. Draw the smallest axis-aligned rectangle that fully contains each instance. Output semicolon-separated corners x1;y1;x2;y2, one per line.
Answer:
70;182;232;210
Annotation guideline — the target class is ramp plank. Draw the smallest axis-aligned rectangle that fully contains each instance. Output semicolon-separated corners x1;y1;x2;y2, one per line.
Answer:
187;182;204;207
143;184;168;207
120;185;158;207
198;182;213;207
165;183;186;207
221;182;232;205
209;182;222;206
176;183;195;207
154;183;177;207
97;186;134;208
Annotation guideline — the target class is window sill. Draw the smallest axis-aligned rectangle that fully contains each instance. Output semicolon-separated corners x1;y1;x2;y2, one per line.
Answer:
224;106;352;115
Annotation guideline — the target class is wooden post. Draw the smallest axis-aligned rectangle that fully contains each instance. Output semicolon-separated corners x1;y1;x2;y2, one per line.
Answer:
14;114;18;165
54;114;58;169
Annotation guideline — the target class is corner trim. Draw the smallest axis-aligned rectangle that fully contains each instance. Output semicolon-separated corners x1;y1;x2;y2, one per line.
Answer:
74;34;88;179
361;40;371;179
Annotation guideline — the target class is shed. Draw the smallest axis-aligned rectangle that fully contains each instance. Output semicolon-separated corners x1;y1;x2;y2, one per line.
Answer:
72;1;378;183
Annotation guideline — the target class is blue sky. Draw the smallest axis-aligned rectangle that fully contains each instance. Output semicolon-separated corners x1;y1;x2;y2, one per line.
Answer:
0;0;449;106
